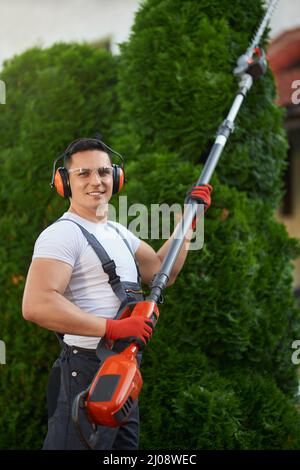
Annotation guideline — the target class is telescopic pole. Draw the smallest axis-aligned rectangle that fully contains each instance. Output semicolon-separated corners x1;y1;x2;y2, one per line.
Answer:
147;0;279;304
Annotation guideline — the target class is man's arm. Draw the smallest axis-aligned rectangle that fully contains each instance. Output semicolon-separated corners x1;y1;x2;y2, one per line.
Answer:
135;183;212;286
22;258;107;336
135;225;193;287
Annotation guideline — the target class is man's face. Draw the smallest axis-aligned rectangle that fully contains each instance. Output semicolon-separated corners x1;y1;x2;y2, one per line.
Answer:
68;149;113;214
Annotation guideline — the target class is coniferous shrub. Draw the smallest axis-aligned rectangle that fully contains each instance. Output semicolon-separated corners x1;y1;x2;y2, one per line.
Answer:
0;43;119;449
118;0;300;449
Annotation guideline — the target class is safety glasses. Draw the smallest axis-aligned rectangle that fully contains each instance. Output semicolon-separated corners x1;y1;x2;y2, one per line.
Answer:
68;167;114;180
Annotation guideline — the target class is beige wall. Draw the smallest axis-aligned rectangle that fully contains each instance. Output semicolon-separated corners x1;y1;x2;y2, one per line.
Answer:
0;0;142;67
270;0;300;39
277;147;300;288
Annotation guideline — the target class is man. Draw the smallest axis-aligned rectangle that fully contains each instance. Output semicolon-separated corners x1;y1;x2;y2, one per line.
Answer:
22;137;212;450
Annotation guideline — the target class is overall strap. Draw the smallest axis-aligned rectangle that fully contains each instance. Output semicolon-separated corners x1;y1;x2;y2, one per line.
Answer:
56;218;128;307
54;218;143;352
107;221;142;286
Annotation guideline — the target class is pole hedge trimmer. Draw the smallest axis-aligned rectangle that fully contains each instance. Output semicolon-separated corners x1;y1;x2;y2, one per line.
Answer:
72;0;279;449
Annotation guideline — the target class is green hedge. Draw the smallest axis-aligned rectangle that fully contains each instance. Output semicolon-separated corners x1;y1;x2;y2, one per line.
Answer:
118;0;300;449
0;43;119;449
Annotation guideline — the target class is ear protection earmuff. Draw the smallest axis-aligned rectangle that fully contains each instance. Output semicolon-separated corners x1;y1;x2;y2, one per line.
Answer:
50;137;126;198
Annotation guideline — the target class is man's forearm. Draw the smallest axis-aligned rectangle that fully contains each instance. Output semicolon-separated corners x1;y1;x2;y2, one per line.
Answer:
157;224;193;282
22;290;107;337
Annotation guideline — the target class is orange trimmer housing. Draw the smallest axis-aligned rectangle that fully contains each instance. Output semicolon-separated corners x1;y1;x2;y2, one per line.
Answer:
84;300;159;428
86;343;143;427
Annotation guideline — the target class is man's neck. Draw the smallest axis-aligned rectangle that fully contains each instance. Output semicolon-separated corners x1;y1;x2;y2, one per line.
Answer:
68;205;108;224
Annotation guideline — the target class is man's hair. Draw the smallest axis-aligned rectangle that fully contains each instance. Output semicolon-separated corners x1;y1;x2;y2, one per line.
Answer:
63;137;111;168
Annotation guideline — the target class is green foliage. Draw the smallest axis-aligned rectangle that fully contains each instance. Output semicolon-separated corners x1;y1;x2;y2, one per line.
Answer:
140;346;246;450
140;347;300;449
0;43;119;449
118;0;300;449
119;0;287;206
124;152;300;448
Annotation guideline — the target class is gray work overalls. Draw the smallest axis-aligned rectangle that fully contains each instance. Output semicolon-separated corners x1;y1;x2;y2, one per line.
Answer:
42;219;144;450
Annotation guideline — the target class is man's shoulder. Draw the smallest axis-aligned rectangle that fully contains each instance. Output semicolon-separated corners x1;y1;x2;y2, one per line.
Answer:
33;216;86;265
35;216;84;245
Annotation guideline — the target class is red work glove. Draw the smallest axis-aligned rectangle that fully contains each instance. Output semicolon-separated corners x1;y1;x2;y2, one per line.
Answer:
105;316;153;345
185;183;213;230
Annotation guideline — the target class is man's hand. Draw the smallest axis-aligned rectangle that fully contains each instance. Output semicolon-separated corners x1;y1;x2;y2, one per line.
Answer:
185;183;213;230
105;316;153;344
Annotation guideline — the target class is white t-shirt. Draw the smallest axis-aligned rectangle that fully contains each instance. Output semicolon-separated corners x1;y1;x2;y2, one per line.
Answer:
32;212;141;349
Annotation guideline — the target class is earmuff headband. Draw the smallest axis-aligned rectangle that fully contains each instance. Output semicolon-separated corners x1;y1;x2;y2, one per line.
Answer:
50;137;126;198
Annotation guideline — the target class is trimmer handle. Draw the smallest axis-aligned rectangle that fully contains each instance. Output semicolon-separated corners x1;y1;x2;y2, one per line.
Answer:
113;300;159;352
